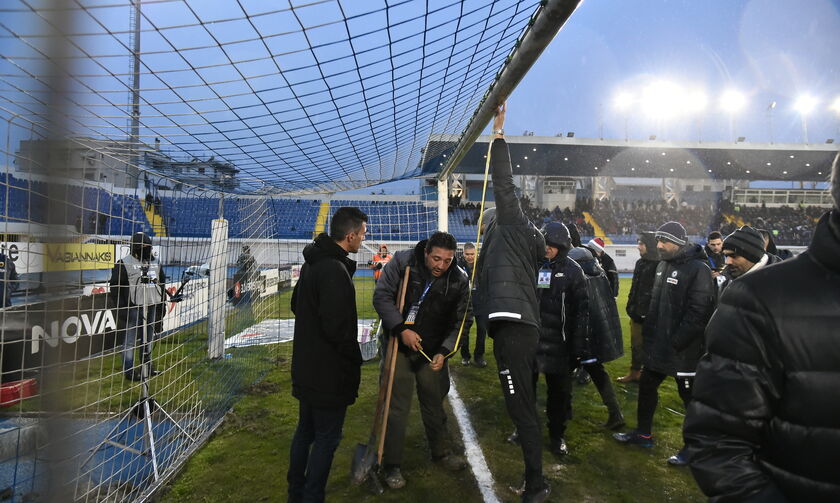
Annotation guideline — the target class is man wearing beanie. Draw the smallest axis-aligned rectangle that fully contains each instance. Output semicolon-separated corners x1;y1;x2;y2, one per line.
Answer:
614;221;714;468
684;154;840;501
715;226;780;298
619;231;659;383
584;237;619;297
474;104;550;502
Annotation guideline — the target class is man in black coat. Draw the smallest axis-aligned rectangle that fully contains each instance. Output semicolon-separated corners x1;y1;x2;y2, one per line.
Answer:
372;232;471;489
614;221;714;467
287;207;368;503
703;231;725;276
474;104;549;503
0;251;19;308
618;232;659;383
568;247;625;431
585;238;619;297
520;222;588;457
458;242;486;367
684;153;840;501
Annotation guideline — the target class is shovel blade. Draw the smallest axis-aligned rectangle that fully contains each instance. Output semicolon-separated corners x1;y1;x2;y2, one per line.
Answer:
350;443;376;485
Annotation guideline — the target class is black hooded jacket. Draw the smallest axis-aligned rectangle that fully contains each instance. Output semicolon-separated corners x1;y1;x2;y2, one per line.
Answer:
626;242;660;323
572;249;624;364
474;139;546;329
291;233;362;408
684;211;840;502
642;243;715;376
373;241;472;360
536;254;588;373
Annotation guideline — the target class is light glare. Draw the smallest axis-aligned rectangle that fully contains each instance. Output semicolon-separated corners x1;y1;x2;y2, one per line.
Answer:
720;90;746;113
794;95;818;115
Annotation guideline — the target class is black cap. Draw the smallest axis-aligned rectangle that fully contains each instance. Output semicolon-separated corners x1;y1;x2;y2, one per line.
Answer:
723;226;765;264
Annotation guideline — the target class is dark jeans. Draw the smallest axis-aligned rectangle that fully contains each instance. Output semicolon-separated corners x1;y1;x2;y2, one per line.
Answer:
287;401;347;503
636;368;693;435
629;320;645;371
383;351;452;466
490;321;543;490
532;367;573;440
122;305;158;375
460;315;487;360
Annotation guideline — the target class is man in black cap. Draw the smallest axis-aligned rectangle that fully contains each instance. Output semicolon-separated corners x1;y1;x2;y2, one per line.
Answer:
614;221;714;467
110;232;168;381
474;103;549;502
715;226;780;298
684;155;840;501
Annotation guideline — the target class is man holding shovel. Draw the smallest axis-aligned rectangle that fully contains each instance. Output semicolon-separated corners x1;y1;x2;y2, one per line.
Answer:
372;231;472;489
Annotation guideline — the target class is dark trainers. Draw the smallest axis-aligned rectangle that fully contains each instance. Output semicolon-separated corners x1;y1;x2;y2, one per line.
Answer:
473;358;487;368
667;449;689;467
549;437;568;456
507;429;519;444
383;466;405;489
604;410;626;430
613;430;654;448
461;358;471;366
434;453;466;471
522;480;551;503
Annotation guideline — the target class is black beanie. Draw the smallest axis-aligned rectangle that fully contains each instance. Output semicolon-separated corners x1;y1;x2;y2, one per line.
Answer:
723;226;765;264
655;221;687;246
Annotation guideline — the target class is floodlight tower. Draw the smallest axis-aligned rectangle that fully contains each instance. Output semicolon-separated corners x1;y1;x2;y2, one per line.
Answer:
613;91;633;141
794;95;818;144
128;0;142;175
720;90;746;142
831;97;840;139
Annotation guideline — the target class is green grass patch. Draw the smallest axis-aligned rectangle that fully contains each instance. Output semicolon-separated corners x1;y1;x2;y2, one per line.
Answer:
160;277;705;502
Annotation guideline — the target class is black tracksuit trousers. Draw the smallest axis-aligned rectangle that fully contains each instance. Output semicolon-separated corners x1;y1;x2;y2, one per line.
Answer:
637;368;693;435
490;321;543;489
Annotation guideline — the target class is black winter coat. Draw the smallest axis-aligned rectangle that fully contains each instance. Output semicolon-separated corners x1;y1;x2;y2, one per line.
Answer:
475;139;545;329
642;243;714;376
373;241;472;360
575;252;624;363
626;252;659;323
536;255;588;373
684;211;840;502
291;233;362;408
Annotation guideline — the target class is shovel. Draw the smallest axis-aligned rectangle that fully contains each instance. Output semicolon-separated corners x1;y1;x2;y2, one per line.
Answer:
350;266;410;488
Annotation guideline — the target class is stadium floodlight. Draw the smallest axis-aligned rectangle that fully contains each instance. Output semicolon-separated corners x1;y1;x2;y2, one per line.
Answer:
720;90;746;113
613;91;634;111
686;90;708;114
641;80;683;119
794;95;818;115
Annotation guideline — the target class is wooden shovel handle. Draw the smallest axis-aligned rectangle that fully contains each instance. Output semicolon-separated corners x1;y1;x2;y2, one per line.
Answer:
377;265;410;465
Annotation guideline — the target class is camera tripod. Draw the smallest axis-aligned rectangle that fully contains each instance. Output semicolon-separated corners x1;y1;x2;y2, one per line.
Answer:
82;294;193;481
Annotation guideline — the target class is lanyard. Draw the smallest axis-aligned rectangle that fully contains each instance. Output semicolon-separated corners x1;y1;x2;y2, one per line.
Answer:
417;281;432;305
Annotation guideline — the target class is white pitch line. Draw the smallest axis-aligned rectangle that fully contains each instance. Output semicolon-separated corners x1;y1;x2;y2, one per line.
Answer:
448;374;500;503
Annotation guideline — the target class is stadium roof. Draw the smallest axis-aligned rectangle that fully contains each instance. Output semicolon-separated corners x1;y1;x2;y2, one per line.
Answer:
422;135;840;181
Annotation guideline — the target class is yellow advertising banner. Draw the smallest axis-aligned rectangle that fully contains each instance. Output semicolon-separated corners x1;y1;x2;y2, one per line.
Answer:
44;243;116;271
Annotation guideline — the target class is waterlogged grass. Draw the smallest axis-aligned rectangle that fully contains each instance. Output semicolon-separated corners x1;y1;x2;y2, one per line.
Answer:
160;277;705;502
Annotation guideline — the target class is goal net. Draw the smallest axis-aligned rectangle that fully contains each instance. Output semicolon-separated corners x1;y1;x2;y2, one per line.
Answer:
0;0;542;500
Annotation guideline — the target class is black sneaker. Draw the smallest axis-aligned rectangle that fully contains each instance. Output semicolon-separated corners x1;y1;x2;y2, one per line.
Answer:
613;430;654;448
461;358;471;366
549;437;568;456
522;480;551;503
667;449;689;467
576;368;591;385
473;358;487;368
507;429;519;444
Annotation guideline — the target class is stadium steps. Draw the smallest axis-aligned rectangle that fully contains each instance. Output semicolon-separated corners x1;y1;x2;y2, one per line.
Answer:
313;200;330;238
582;211;613;244
141;199;168;237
